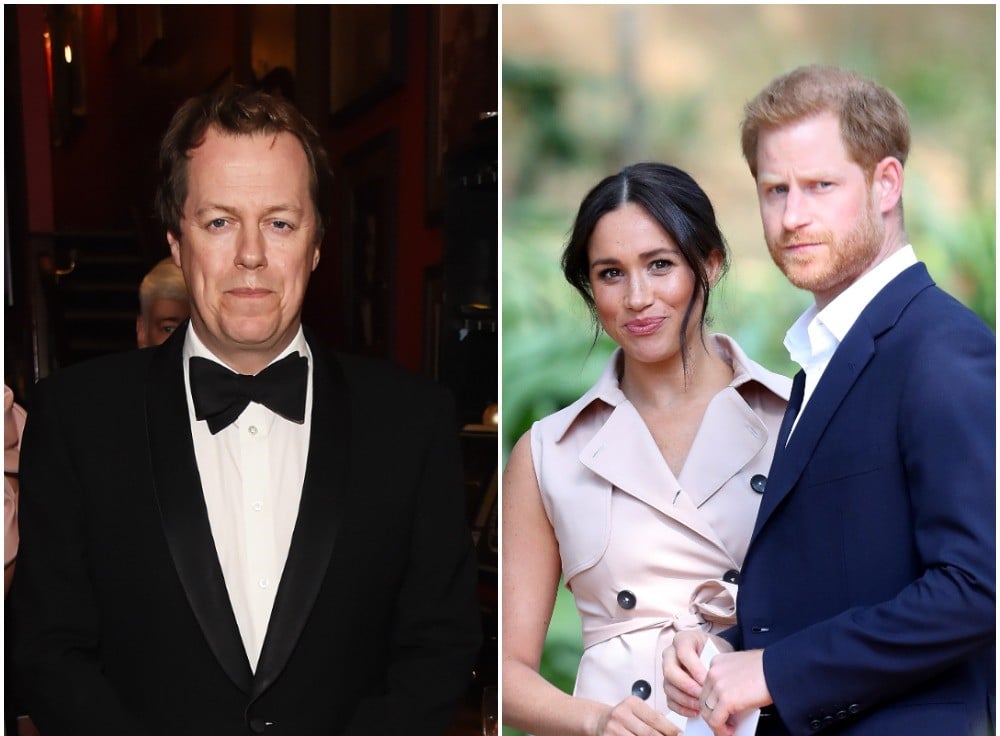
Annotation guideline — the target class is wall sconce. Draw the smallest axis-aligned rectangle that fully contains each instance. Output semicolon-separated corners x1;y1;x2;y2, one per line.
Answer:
44;4;86;147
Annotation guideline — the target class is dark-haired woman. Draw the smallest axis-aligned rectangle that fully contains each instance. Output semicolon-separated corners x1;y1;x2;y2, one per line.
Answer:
502;163;790;736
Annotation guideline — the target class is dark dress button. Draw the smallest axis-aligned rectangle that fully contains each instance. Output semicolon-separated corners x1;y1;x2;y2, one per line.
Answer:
809;719;822;731
617;590;637;610
835;710;848;720
750;474;767;493
248;718;268;734
723;569;740;585
631;679;652;700
848;704;860;714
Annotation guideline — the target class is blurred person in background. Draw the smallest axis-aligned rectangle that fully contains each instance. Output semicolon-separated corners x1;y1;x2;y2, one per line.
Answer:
136;257;190;348
503;163;790;736
663;65;995;736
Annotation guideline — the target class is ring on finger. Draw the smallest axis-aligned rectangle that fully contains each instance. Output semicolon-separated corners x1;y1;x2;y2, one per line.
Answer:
704;699;716;711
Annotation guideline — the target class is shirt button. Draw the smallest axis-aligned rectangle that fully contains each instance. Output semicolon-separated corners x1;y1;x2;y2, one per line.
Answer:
258;578;268;589
631;679;651;700
248;425;259;436
750;474;767;493
252;502;263;512
616;590;637;610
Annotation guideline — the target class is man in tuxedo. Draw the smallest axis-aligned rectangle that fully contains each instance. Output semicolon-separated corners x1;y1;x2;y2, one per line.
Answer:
663;66;994;736
11;86;481;735
136;257;190;348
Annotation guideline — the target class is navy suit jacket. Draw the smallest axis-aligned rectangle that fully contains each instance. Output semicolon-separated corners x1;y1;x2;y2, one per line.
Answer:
723;264;995;736
10;323;482;735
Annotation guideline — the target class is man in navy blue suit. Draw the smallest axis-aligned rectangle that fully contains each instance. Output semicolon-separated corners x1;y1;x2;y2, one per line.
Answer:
663;65;995;736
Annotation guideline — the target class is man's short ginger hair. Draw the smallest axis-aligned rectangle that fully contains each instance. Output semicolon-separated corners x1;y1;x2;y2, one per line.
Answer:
740;65;911;179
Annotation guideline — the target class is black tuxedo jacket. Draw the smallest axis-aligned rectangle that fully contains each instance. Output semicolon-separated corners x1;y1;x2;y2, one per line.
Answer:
10;324;482;735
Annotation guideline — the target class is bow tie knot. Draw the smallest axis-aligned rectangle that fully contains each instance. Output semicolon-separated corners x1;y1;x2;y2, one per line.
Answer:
190;353;308;434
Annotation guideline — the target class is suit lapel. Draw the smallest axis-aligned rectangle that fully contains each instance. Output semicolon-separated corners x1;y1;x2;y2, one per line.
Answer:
750;264;934;541
145;324;254;693
252;337;350;697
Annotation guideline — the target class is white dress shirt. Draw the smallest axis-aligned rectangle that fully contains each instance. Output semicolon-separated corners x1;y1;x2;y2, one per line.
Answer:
182;326;313;671
784;245;918;438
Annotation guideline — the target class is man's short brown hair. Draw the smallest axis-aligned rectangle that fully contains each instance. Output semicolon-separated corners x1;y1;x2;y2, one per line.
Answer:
154;85;333;244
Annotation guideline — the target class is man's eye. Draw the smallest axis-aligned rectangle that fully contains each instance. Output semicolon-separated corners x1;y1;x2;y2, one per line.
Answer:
209;218;227;229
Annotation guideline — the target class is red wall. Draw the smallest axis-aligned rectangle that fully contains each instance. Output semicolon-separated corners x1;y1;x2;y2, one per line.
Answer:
15;5;442;373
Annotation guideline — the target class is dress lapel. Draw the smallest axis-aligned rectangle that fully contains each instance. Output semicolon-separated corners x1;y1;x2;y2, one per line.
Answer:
252;337;350;697
145;324;254;693
580;401;728;553
678;387;769;507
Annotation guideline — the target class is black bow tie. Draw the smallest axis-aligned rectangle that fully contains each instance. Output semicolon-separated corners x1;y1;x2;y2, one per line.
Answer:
189;353;308;435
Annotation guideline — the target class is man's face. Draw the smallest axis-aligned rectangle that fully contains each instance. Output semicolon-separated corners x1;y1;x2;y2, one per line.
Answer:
168;127;320;373
755;112;885;309
136;297;190;348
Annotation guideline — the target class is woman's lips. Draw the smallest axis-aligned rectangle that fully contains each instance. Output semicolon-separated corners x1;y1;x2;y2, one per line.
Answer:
625;317;664;335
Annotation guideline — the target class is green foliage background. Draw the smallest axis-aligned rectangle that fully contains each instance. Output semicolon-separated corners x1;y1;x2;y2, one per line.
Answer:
501;6;994;735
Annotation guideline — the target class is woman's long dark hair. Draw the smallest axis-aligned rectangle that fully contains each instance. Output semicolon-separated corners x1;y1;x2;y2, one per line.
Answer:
561;162;729;376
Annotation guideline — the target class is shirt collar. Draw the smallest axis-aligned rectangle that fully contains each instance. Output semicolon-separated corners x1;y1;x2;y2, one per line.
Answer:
183;323;311;374
785;245;917;366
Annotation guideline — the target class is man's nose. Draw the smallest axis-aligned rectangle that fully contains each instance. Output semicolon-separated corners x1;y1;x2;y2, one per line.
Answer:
234;227;267;269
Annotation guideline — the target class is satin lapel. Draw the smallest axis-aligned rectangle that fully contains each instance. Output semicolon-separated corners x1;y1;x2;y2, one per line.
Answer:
146;325;253;693
252;339;349;697
750;263;934;542
677;387;769;507
580;401;727;552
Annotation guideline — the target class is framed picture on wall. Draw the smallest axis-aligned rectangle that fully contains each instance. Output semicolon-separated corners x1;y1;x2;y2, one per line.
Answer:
338;130;399;359
329;6;407;124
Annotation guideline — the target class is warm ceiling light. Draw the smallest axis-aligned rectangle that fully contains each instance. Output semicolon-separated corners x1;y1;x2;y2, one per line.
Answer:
64;44;72;64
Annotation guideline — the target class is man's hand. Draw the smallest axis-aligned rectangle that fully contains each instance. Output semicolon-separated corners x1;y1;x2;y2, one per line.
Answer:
662;630;729;717
696;650;773;736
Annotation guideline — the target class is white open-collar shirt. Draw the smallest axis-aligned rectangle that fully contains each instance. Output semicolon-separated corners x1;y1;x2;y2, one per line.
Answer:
182;325;314;671
784;245;918;438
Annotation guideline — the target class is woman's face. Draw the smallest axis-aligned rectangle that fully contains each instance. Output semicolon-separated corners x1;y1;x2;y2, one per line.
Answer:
587;203;717;367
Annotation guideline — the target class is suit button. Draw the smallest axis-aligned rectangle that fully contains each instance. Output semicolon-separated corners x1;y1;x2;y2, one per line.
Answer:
750;474;767;493
809;719;822;731
631;679;652;700
823;715;834;726
248;717;268;733
723;569;740;584
848;704;860;714
835;710;848;719
617;590;637;610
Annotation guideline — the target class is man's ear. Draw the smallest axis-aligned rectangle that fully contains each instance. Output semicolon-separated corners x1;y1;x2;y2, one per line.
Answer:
311;243;321;272
167;231;182;268
136;315;148;349
873;156;904;215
